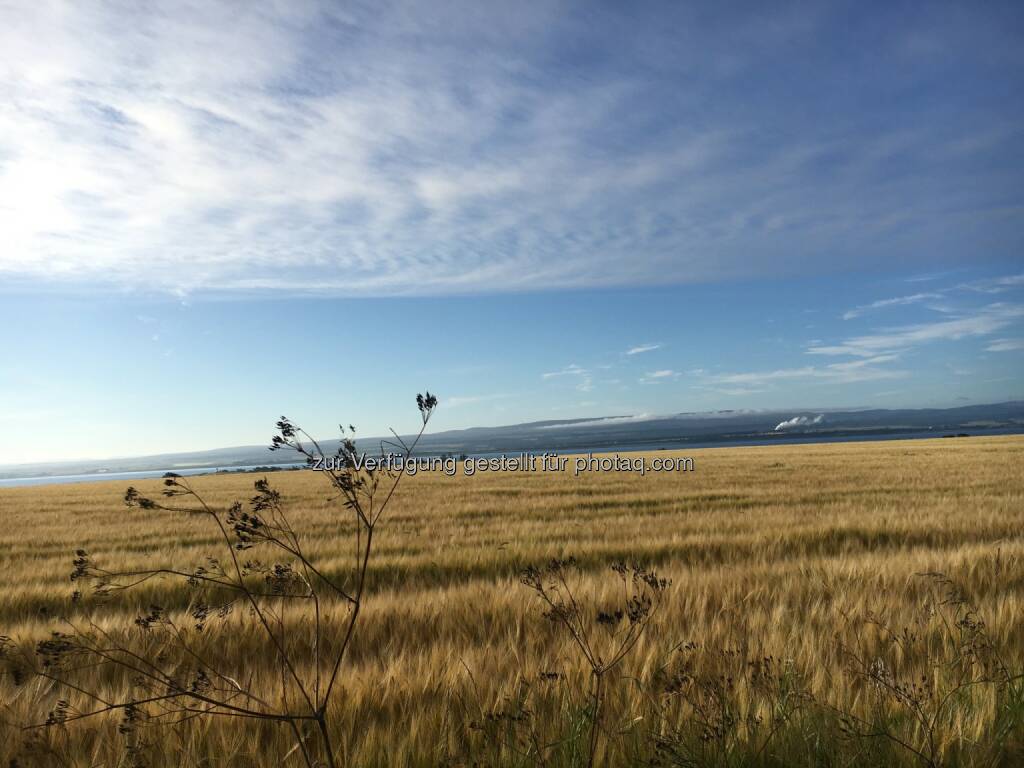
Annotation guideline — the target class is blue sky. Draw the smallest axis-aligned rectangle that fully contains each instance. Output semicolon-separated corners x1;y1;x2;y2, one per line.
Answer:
0;1;1022;463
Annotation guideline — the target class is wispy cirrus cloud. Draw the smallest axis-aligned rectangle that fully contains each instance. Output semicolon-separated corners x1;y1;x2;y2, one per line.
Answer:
640;369;680;383
709;360;906;387
959;274;1024;294
842;293;943;320
823;354;900;371
542;364;592;392
626;343;662;355
905;270;965;284
538;413;654;429
808;304;1024;357
841;272;1024;321
986;338;1024;352
697;294;1024;398
444;393;513;408
542;364;587;380
0;2;1021;296
699;349;907;390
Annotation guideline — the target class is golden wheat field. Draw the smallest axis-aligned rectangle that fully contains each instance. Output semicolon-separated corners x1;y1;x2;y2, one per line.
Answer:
2;435;1023;767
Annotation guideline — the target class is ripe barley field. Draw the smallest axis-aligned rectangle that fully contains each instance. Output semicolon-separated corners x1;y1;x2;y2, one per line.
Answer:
2;435;1023;767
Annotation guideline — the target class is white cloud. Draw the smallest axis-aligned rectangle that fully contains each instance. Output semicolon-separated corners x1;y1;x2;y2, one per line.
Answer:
710;359;905;387
542;364;586;379
444;393;512;408
986;338;1024;352
905;270;961;283
538;414;654;429
640;369;680;383
808;304;1024;357
715;367;817;384
0;3;1018;296
842;293;942;320
824;354;900;371
626;343;661;355
701;299;1023;396
959;274;1024;294
542;364;592;392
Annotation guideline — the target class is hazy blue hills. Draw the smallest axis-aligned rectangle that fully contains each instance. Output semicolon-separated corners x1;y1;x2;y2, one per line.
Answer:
2;401;1022;481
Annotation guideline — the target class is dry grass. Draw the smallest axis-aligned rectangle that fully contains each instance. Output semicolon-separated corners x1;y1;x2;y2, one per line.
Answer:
2;435;1023;766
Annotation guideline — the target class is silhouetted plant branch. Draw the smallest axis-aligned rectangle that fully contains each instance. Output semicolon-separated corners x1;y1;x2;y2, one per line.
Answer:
3;392;437;768
831;571;1020;768
650;639;815;767
508;557;670;767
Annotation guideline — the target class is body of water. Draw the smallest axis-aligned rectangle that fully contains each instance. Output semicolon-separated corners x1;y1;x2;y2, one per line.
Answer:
463;426;1024;460
0;463;306;488
2;427;1022;488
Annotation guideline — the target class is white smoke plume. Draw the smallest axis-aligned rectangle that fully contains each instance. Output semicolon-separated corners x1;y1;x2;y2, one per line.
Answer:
774;414;824;431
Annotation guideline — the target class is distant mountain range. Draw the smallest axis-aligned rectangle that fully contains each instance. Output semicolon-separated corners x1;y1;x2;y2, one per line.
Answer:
2;401;1023;481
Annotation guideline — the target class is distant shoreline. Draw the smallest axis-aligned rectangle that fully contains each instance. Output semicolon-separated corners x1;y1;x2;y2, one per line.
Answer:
3;428;1022;489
